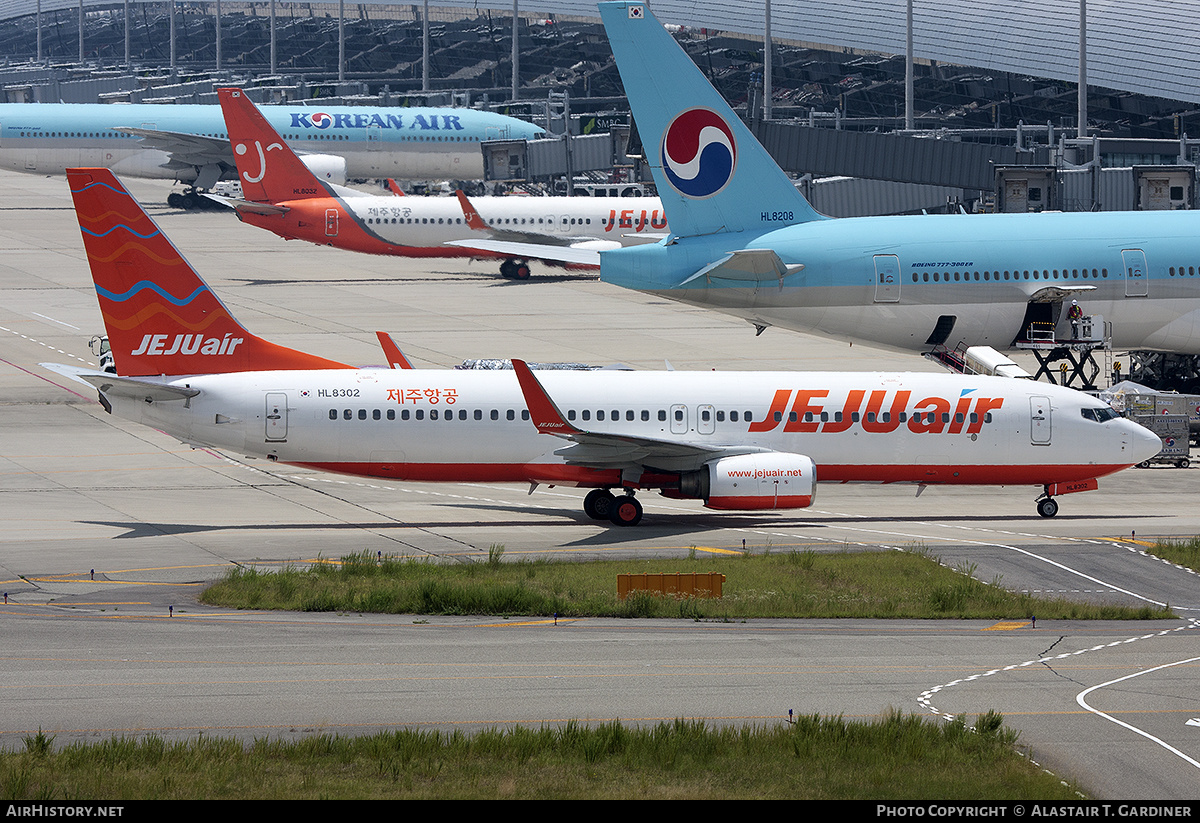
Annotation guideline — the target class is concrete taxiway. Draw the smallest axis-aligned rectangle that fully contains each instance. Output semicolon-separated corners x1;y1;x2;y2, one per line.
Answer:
1;170;1197;798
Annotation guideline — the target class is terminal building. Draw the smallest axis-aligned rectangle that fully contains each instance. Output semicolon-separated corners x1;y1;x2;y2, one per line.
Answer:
3;0;1200;389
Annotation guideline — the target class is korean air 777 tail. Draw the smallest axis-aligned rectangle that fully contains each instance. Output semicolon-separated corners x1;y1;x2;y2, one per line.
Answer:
599;1;824;237
67;168;348;376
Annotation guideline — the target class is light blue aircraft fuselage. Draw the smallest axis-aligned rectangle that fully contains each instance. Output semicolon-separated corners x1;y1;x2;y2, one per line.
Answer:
0;101;543;184
597;2;1200;356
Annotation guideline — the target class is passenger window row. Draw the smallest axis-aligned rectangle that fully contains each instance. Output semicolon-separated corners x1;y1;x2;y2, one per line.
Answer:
912;268;1108;283
327;408;759;424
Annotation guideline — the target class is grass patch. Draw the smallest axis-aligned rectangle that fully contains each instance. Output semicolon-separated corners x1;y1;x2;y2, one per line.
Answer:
0;712;1081;800
1146;537;1200;572
201;548;1173;620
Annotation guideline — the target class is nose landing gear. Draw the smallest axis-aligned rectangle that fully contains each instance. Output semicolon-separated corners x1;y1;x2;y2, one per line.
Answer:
1036;495;1059;518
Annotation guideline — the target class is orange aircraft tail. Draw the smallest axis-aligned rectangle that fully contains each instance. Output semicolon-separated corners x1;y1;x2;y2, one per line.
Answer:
68;167;349;376
217;87;331;204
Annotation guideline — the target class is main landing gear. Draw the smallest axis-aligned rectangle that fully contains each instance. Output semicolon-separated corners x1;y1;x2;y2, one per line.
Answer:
167;187;221;211
583;488;643;527
499;258;532;280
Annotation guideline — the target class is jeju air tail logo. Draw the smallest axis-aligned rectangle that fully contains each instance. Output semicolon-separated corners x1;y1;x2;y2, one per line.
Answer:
234;139;284;184
660;108;737;198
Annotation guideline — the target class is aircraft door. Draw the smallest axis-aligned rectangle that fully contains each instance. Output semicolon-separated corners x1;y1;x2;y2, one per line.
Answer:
1030;395;1051;445
697;404;715;435
325;209;339;237
670;404;688;435
265;392;288;441
873;255;901;303
1122;249;1148;297
366;124;382;150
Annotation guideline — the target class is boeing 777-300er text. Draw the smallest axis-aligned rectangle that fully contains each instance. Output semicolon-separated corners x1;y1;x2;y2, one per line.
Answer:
492;2;1200;357
212;87;667;278
0;99;543;208
42;168;1159;524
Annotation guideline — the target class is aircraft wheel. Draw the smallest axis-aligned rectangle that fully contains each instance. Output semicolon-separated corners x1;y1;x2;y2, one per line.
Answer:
499;259;516;278
609;495;643;527
167;192;186;209
514;262;531;280
583;489;615;520
1036;497;1059;518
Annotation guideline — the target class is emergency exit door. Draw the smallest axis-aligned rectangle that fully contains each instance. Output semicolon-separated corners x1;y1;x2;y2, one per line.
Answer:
265;392;288;441
873;255;900;303
1030;395;1051;445
1122;249;1148;297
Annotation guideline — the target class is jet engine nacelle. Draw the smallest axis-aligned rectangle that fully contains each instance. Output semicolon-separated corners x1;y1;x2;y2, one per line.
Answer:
299;154;347;186
676;452;816;510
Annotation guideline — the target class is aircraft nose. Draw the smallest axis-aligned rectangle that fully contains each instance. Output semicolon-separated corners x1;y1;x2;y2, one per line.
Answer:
1126;418;1162;463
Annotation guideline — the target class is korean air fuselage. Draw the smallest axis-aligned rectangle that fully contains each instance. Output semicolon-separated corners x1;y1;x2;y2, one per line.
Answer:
596;2;1200;357
0;102;543;181
603;208;1200;353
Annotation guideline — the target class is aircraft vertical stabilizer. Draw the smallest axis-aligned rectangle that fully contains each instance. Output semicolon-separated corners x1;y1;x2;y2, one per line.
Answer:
67;168;348;376
598;1;825;237
218;88;332;203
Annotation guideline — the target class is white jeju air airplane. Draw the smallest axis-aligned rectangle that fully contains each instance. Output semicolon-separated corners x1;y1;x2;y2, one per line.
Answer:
212;88;667;279
43;168;1159;525
0;98;544;207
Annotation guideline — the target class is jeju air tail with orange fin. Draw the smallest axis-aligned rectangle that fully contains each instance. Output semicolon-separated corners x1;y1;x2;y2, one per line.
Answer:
67;167;349;376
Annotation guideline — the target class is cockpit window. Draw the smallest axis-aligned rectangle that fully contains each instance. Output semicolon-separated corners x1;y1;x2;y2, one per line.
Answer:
1081;407;1120;423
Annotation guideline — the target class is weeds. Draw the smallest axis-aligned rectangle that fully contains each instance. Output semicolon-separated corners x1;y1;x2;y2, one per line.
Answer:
0;713;1077;799
201;550;1173;621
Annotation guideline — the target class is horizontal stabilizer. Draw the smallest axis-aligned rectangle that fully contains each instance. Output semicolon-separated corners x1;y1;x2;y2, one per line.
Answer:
41;363;199;401
201;193;289;216
680;249;804;287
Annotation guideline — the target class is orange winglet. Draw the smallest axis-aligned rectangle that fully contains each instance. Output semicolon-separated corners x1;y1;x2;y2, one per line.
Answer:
455;190;490;232
375;331;414;369
511;359;580;436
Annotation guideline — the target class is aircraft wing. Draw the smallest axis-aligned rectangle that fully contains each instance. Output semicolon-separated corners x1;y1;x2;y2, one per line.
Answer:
41;363;200;402
512;359;763;473
444;239;604;267
114;126;234;172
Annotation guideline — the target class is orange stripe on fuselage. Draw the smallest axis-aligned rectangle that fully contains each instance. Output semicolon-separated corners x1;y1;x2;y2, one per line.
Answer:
287;461;1124;488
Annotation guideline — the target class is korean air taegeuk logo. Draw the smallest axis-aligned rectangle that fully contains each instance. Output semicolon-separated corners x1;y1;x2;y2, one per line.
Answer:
660;108;737;198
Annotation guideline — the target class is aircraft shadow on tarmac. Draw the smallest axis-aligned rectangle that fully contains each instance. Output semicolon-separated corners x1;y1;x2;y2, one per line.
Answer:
79;505;1165;546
